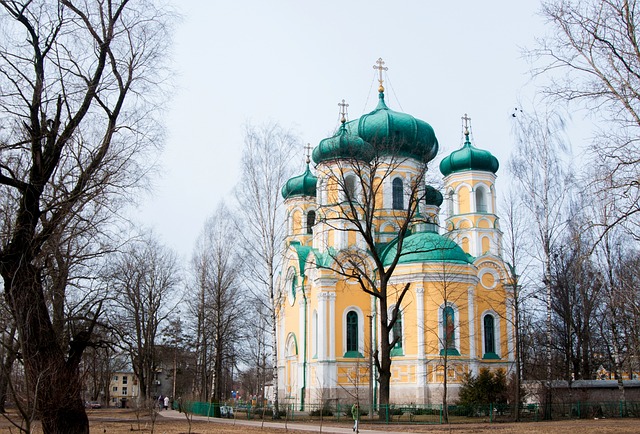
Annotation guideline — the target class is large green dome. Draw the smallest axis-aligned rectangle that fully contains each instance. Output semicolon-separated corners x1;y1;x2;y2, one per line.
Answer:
355;91;439;162
439;133;499;177
382;230;471;266
281;164;318;199
312;121;374;164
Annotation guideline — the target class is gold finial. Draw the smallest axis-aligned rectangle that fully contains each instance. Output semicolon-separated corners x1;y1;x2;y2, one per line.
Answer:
373;58;388;93
304;143;312;164
338;99;349;124
462;113;471;136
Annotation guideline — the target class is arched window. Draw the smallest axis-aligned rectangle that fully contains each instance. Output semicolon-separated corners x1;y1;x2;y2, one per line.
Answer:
306;210;316;234
476;187;487;212
443;306;455;350
344;175;356;202
392;178;404;209
346;311;358;352
484;314;496;356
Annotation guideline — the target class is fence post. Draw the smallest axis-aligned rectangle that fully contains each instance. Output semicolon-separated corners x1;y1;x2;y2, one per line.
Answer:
619;400;623;418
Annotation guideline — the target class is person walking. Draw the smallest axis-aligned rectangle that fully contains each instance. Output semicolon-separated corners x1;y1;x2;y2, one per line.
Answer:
351;403;360;432
164;395;169;410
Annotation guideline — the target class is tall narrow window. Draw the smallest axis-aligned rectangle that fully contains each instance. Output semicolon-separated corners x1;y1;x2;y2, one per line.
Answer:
392;311;403;355
392;178;404;209
443;306;455;350
306;210;316;234
346;311;358;352
484;314;496;355
345;175;356;202
476;187;487;212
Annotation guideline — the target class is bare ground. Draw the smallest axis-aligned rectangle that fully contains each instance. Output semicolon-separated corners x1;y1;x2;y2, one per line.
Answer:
0;408;638;433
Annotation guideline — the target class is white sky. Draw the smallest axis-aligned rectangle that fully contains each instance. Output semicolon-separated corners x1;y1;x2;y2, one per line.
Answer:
137;0;550;262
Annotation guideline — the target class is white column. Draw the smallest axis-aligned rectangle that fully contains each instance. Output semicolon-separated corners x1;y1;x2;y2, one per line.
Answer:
299;292;306;362
416;286;425;357
416;286;426;400
318;292;327;360
467;287;477;374
506;298;514;361
329;292;336;360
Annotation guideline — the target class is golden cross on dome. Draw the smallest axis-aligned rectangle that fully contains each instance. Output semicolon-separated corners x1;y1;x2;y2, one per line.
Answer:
373;58;388;92
462;113;471;135
305;143;312;164
338;99;349;123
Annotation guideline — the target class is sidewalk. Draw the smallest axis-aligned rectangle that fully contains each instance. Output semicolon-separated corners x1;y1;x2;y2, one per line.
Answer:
159;409;413;433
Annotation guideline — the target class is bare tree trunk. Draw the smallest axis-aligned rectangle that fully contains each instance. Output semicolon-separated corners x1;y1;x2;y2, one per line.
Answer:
5;265;89;433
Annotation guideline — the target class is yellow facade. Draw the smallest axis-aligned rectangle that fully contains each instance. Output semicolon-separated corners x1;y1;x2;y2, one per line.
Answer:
277;85;512;407
277;151;514;407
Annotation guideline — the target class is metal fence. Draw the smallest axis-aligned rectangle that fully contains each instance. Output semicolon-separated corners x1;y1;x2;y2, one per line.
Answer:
176;400;640;425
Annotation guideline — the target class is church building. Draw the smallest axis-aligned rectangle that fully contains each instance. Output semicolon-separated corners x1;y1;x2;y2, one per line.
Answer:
276;59;515;408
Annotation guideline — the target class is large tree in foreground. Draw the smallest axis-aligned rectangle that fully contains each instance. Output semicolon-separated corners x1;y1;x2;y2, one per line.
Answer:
315;127;436;416
0;1;171;432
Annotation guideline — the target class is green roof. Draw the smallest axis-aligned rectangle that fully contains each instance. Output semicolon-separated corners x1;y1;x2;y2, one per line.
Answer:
355;91;439;163
382;230;471;266
439;132;499;176
425;185;443;207
281;164;318;199
312;121;374;164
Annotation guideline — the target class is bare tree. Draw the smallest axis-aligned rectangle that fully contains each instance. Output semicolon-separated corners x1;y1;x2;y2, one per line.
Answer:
235;122;299;417
0;0;172;431
315;138;435;416
532;0;640;238
509;105;573;418
190;204;247;410
500;187;534;421
109;233;181;401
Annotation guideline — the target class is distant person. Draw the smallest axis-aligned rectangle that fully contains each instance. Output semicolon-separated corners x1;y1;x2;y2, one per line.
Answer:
351;403;359;432
164;395;169;410
158;395;163;410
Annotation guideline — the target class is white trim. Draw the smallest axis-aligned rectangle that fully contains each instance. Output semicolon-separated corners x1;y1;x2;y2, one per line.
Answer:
480;310;501;358
388;304;404;352
312;309;318;357
329;293;336;360
342;306;365;355
438;302;460;353
467;287;476;362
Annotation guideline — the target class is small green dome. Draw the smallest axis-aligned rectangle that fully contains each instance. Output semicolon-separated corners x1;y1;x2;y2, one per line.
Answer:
425;185;443;207
281;164;318;199
313;121;374;165
355;91;439;162
439;133;499;177
382;231;470;266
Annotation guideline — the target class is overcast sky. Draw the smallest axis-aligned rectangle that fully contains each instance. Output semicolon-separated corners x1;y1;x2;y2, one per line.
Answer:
136;0;551;261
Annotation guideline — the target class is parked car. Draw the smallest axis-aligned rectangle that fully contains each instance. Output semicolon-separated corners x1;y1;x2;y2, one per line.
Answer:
86;401;101;409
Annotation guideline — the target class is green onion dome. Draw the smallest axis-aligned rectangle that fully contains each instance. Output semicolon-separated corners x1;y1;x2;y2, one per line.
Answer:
355;91;439;162
312;120;375;164
425;185;444;207
382;230;471;266
281;164;318;199
439;131;499;177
